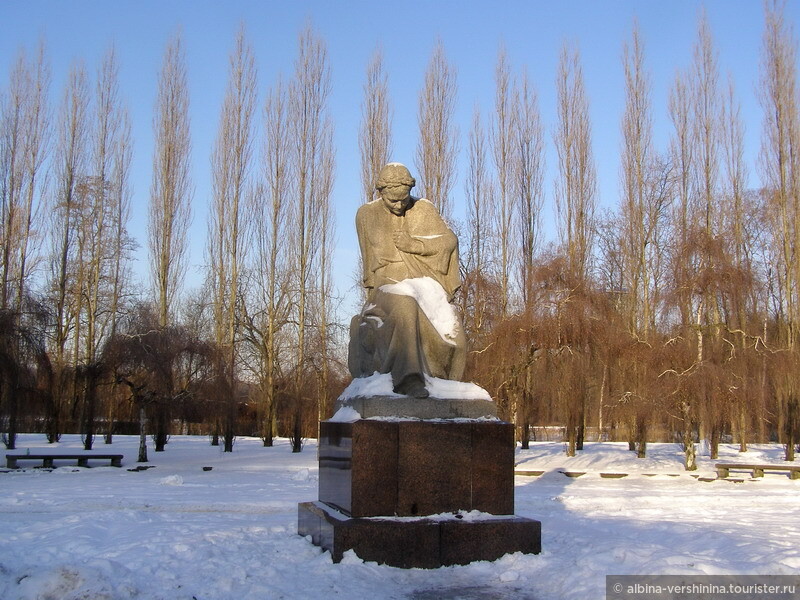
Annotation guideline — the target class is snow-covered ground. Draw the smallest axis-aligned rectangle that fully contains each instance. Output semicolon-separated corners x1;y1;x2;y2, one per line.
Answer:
1;435;799;600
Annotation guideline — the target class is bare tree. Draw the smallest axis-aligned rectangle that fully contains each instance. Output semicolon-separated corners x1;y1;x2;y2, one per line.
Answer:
359;46;392;204
208;26;257;452
104;91;133;443
355;46;392;305
314;124;336;422
149;31;192;329
46;60;89;443
84;47;125;364
0;43;50;313
0;44;50;449
78;46;131;449
107;304;215;461
289;24;332;450
692;12;722;242
620;20;654;336
759;0;800;458
721;74;758;452
669;68;695;328
667;66;702;469
553;41;596;454
491;46;515;316
415;38;458;221
514;70;545;308
242;77;293;446
554;42;596;285
463;105;494;345
145;31;192;450
692;12;726;458
760;0;800;349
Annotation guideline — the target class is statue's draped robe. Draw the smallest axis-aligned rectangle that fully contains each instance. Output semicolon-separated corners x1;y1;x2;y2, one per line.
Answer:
348;197;466;385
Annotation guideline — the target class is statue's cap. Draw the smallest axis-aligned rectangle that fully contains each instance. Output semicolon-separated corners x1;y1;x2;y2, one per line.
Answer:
376;163;415;190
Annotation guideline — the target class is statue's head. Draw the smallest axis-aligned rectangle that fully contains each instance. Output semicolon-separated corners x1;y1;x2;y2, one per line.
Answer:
376;163;415;216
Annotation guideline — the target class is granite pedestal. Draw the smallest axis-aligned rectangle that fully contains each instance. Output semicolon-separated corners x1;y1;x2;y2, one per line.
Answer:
297;397;541;568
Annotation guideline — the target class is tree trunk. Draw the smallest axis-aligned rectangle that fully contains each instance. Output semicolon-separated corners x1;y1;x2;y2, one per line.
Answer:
737;406;747;452
636;413;647;458
291;405;303;453
260;385;275;447
223;394;235;453
83;371;97;451
709;425;720;460
154;406;168;452
520;422;530;450
138;404;148;463
786;396;798;461
3;376;18;450
682;400;697;471
576;397;586;451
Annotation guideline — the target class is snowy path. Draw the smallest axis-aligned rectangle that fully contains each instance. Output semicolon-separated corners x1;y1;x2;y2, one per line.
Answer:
1;435;799;599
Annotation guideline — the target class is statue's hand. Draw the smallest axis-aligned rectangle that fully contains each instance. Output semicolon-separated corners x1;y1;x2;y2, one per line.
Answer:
392;230;424;254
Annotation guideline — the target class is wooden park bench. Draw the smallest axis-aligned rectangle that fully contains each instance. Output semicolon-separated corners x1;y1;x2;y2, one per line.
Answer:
6;453;123;469
715;462;800;480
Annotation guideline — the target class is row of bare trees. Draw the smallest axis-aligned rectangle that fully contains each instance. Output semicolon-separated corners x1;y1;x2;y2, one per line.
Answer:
450;3;800;467
0;24;341;455
3;5;800;467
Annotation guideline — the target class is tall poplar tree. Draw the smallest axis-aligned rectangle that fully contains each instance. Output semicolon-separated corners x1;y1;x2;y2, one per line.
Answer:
416;38;458;221
208;26;257;452
149;31;192;330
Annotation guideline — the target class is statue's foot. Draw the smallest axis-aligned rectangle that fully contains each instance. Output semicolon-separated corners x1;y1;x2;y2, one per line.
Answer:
394;374;429;398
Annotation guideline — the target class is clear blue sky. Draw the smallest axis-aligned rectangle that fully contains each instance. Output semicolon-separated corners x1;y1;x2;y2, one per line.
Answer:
1;0;796;317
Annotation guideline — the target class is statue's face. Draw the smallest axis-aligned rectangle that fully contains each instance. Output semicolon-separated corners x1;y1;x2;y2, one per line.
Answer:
381;185;412;216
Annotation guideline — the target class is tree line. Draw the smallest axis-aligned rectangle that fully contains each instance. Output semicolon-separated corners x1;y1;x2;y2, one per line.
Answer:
0;24;338;456
2;4;799;468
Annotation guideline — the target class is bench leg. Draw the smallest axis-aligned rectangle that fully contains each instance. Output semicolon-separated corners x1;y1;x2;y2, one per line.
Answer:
77;458;88;467
716;467;729;478
42;458;54;468
790;470;800;480
110;457;122;467
753;468;764;477
6;457;17;469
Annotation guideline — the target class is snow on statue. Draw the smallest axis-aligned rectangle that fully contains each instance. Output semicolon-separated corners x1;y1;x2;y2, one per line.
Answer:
347;163;467;398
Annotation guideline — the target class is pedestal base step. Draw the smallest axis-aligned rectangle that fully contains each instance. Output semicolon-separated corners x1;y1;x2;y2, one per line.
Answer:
298;501;541;569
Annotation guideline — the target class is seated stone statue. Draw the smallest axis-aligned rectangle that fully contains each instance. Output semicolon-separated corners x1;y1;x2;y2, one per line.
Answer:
348;163;466;398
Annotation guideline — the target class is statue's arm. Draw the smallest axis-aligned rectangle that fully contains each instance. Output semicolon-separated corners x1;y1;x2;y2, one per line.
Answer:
413;229;457;257
409;201;457;273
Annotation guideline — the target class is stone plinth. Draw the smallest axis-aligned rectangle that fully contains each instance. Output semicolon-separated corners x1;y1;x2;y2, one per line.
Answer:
335;395;497;420
298;501;541;569
318;420;514;517
298;398;541;568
